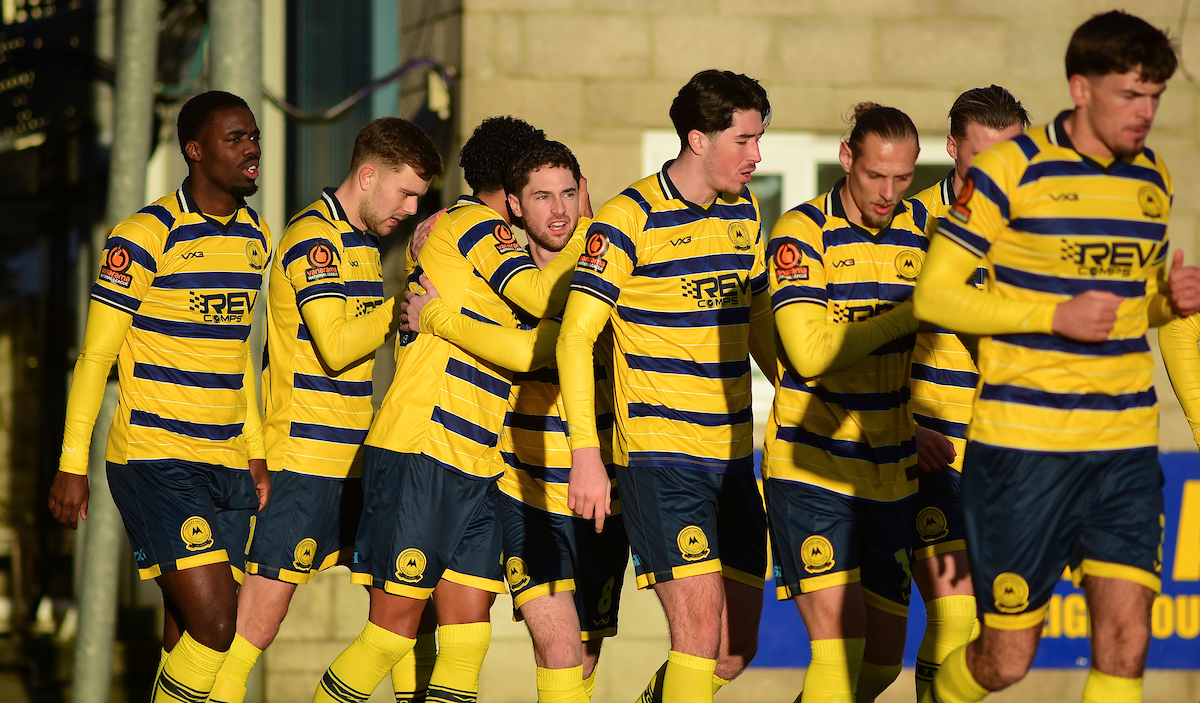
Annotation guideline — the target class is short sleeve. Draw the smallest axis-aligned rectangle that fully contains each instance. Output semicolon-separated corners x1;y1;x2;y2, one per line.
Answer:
767;205;827;312
90;209;167;314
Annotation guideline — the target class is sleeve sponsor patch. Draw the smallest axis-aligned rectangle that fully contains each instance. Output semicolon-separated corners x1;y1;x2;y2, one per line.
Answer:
773;242;808;282
577;230;609;274
493;223;523;254
98;245;133;288
304;242;339;282
949;175;974;224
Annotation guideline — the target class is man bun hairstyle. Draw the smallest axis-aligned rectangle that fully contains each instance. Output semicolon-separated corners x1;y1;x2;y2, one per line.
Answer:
846;102;918;157
177;90;251;159
1066;10;1177;83
503;140;581;197
460;116;546;193
948;85;1031;141
670;69;771;149
349;117;443;181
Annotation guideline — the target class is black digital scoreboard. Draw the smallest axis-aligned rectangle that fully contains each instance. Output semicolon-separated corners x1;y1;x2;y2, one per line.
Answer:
0;0;93;153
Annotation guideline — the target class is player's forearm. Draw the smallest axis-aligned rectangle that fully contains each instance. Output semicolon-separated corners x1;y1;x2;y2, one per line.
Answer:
1160;315;1200;446
777;301;918;378
748;291;777;381
501;230;585;318
301;296;396;372
420;298;559;372
241;358;265;462
914;234;1056;337
557;292;611;450
60;301;133;475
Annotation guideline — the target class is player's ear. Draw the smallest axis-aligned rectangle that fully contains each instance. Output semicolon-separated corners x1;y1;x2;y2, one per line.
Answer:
185;140;202;163
946;134;958;162
358;163;376;191
1068;74;1091;110
507;192;523;219
687;129;706;157
838;141;853;174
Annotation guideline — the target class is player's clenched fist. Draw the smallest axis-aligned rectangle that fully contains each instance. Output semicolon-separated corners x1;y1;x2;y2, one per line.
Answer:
1053;289;1122;342
567;447;611;533
1168;250;1200;318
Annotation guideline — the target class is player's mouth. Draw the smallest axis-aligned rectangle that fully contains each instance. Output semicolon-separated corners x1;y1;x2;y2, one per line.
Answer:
241;160;259;179
872;202;895;216
739;166;755;183
547;218;570;234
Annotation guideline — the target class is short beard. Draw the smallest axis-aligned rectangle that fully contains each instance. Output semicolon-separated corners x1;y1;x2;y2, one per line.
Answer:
526;225;570;253
358;201;388;236
860;208;894;229
231;183;259;200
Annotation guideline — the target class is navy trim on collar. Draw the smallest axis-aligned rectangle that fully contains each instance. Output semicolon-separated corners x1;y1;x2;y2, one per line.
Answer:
940;168;956;205
659;160;719;216
178;177;247;233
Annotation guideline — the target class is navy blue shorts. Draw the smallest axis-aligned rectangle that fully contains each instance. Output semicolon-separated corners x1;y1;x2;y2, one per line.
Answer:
499;494;629;640
964;443;1164;630
350;448;505;599
765;479;913;617
616;466;767;590
912;467;967;561
245;471;363;584
107;461;257;582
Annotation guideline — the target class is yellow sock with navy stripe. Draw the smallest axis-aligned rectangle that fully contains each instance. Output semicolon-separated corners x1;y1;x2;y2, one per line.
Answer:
916;596;977;700
1081;670;1142;703
800;637;864;703
153;632;228;703
583;662;599;699
855;661;901;702
426;622;491;703
927;645;988;703
663;650;716;703
208;634;262;703
536;665;588;703
313;621;415;703
392;631;437;702
636;661;667;703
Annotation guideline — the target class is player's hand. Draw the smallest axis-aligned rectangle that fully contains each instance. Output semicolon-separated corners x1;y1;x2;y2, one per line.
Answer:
1167;250;1200;317
1052;290;1122;342
578;176;594;220
48;470;89;530
915;426;955;473
400;274;440;333
408;209;445;261
249;458;270;511
568;447;611;533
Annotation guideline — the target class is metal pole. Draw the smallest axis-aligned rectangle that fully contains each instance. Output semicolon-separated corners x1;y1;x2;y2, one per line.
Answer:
209;3;266;701
71;0;159;701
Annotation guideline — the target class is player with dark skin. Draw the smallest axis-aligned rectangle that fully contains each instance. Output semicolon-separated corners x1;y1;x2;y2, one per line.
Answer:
48;104;271;654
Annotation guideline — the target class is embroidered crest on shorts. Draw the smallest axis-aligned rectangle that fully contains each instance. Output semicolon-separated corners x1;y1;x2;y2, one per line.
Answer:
506;556;530;590
916;506;949;542
395;548;427;583
993;572;1030;613
676;525;710;562
801;535;835;574
181;516;214;552
293;538;318;571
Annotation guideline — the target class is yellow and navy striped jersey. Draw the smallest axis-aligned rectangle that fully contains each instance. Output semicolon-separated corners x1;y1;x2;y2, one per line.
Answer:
938;111;1172;452
909;170;983;472
568;163;769;474
367;196;581;479
498;328;617;515
261;189;384;478
91;179;271;469
763;179;927;501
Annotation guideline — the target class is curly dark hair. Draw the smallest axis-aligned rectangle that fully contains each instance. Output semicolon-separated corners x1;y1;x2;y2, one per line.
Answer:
459;116;546;193
503;140;581;196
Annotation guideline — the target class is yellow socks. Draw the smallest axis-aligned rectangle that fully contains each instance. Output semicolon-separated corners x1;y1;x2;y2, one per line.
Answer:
800;638;864;703
313;621;416;703
713;673;731;696
916;596;978;699
636;661;667;703
536;665;589;703
426;622;491;703
663;650;716;703
208;634;262;703
153;632;228;703
855;661;901;702
583;662;599;699
1081;670;1142;703
927;645;988;703
392;631;437;702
